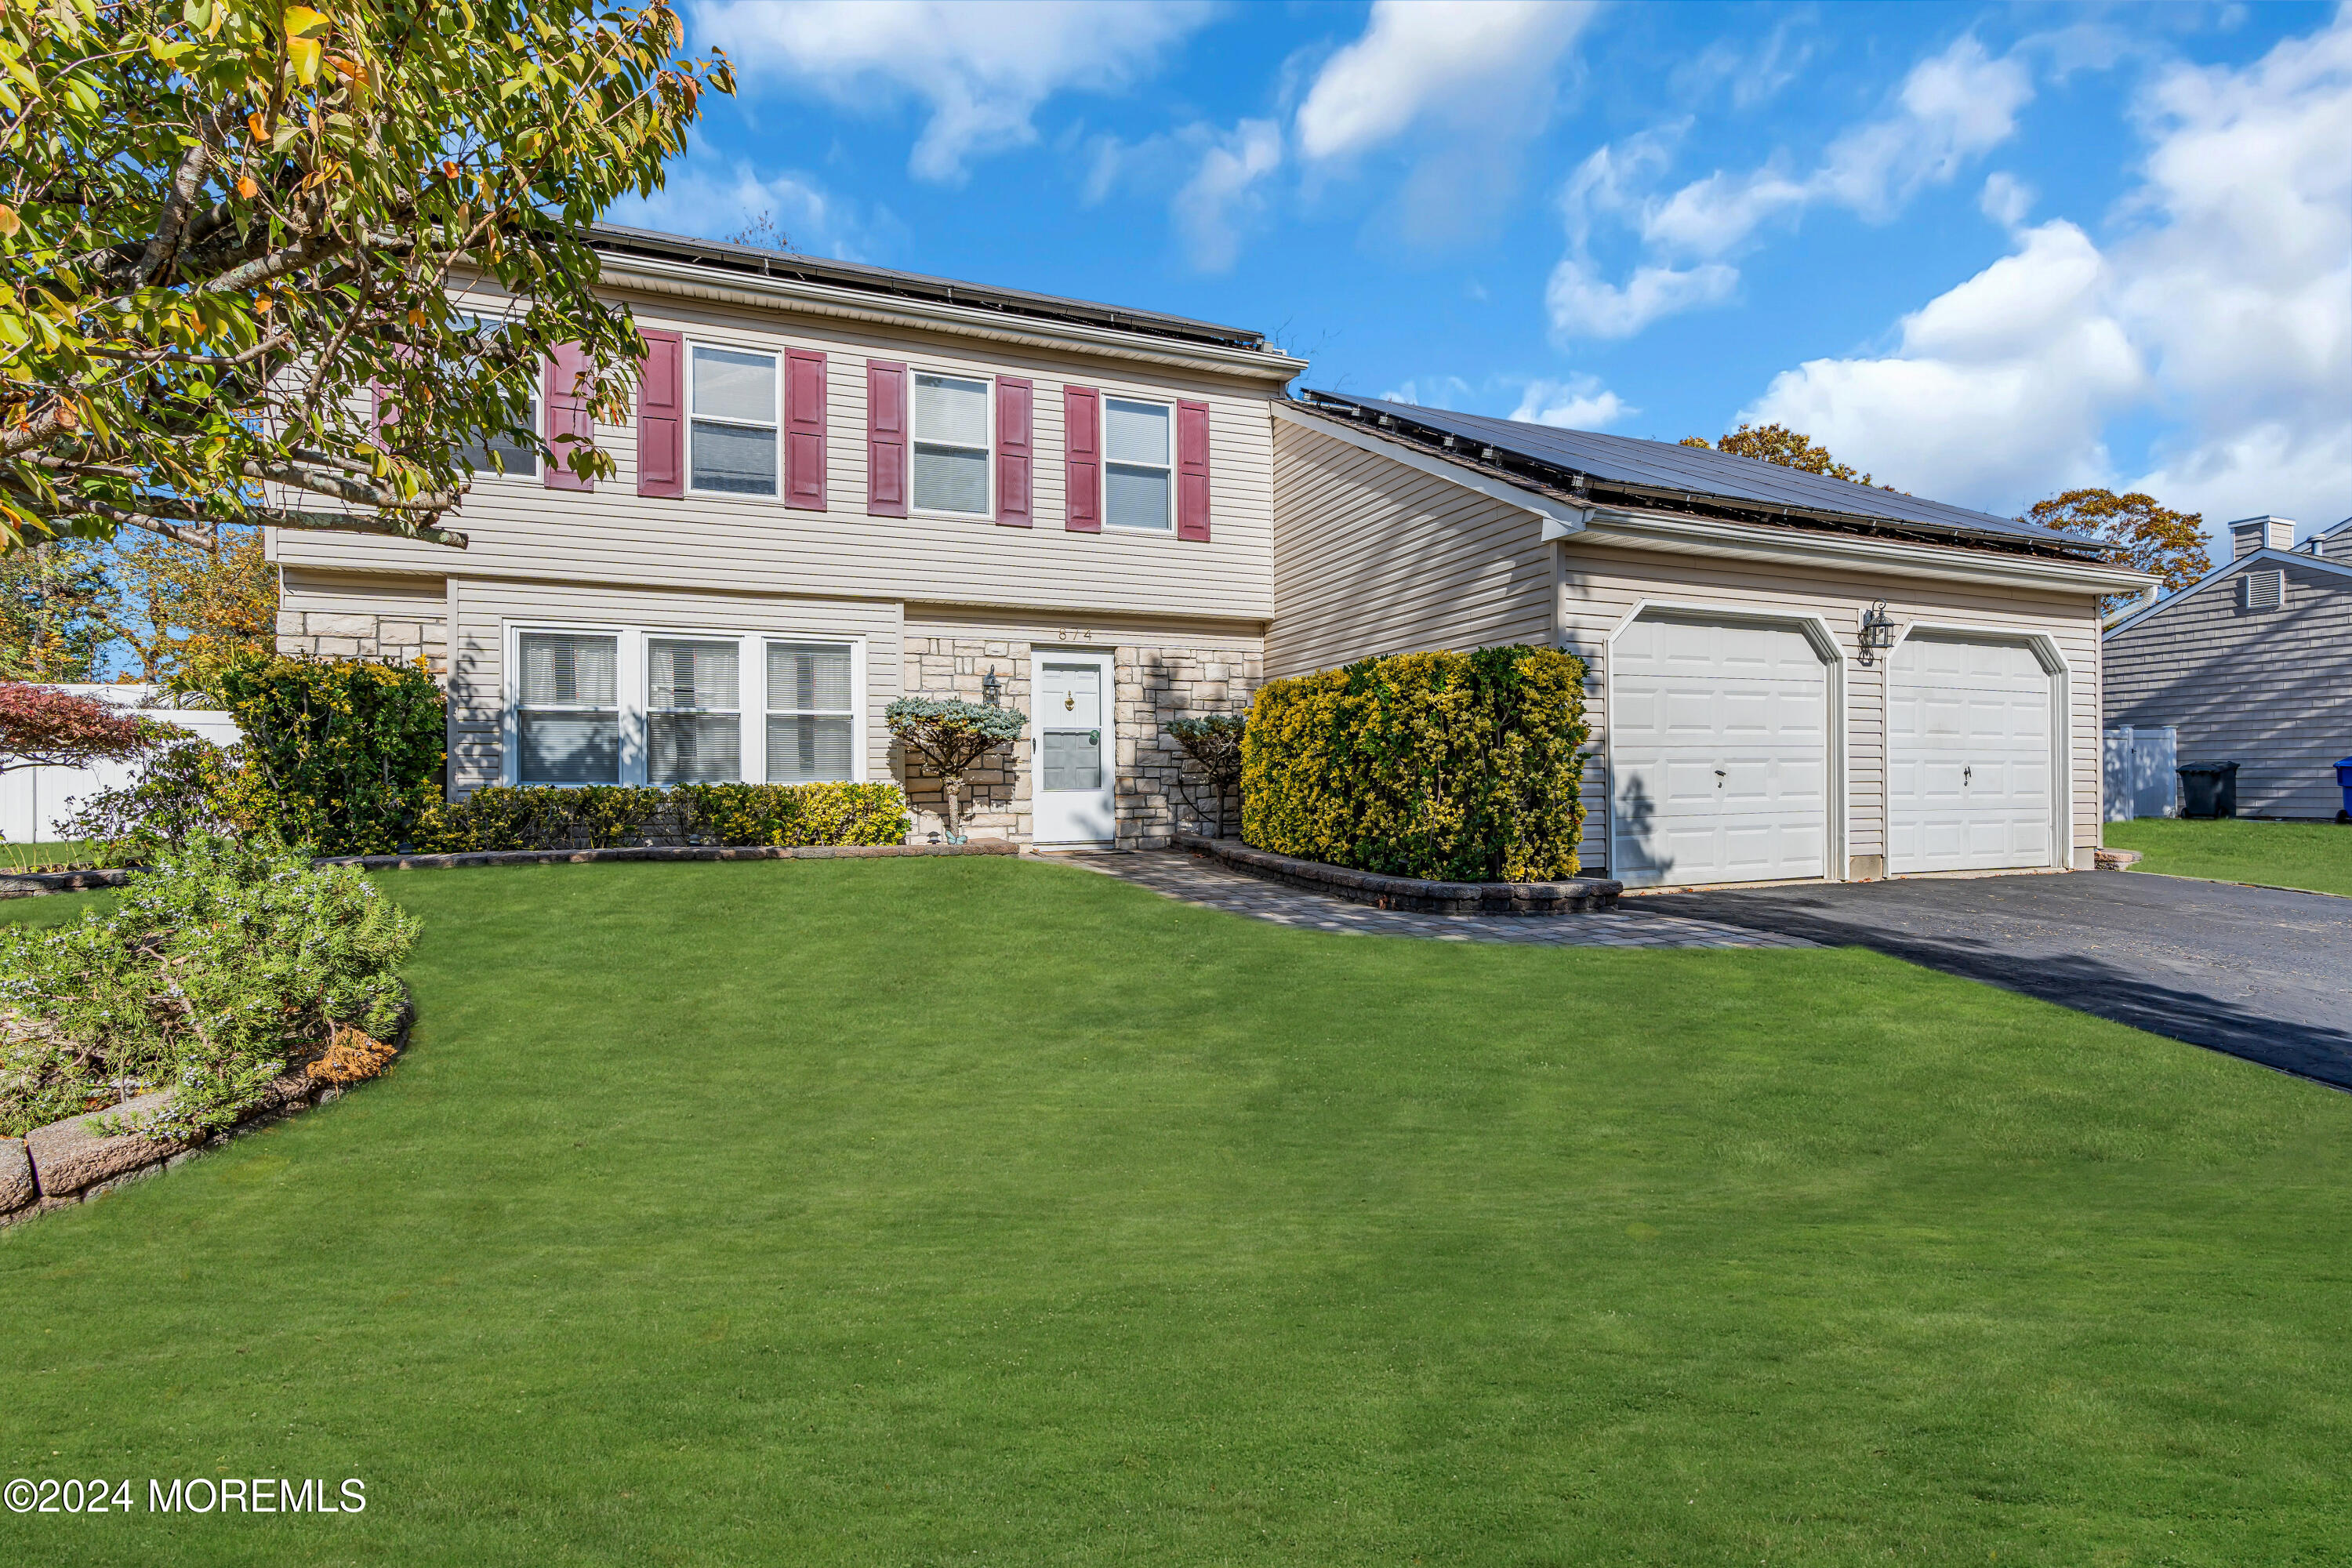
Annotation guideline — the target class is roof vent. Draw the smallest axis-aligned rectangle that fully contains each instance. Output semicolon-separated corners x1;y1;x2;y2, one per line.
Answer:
2241;569;2285;612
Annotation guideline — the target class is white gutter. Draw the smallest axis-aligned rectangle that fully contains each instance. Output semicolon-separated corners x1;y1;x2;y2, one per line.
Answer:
1579;506;2156;595
593;252;1308;384
1272;402;1590;530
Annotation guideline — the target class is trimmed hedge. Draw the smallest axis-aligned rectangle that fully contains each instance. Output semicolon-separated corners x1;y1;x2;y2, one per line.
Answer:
207;653;446;856
419;782;909;852
1240;645;1589;882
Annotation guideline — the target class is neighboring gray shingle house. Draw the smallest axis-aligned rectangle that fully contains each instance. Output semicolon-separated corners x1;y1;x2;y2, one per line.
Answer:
2104;514;2352;819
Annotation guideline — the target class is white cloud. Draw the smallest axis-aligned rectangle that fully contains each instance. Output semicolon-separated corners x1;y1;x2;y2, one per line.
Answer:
1554;34;2035;339
1381;376;1476;410
1170;119;1283;273
1737;10;2351;531
691;0;1214;183
607;159;891;260
1545;256;1738;340
1744;222;2143;503
1294;0;1598;243
1510;375;1632;430
1295;0;1593;160
1978;171;2035;229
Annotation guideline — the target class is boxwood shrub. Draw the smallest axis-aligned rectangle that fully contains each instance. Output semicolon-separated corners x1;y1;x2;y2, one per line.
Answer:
418;782;909;852
1240;645;1588;882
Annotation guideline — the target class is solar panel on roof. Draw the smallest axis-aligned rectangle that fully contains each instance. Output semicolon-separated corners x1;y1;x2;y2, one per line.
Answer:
1306;392;2071;547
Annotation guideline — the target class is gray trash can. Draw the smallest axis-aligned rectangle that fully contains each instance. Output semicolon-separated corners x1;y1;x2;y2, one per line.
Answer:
2176;761;2240;819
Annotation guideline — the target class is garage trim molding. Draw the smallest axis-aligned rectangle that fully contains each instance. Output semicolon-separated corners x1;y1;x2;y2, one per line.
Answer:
1888;619;2074;873
1600;599;1852;887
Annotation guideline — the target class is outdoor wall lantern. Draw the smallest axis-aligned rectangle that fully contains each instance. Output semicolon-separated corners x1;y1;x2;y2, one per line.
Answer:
1857;601;1896;666
981;665;1002;706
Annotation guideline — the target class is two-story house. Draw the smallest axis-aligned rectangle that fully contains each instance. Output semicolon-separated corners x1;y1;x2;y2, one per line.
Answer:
272;224;2150;885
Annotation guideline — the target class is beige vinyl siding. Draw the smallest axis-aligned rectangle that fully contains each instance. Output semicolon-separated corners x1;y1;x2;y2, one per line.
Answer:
1267;423;1553;678
1556;543;2104;873
442;577;902;797
2105;557;2352;818
270;287;1278;624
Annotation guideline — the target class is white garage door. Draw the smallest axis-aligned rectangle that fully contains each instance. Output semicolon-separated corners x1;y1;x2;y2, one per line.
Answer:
1610;614;1831;887
1887;633;2055;873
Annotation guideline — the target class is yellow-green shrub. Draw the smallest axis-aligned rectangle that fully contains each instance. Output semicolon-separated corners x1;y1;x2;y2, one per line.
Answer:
1240;646;1588;881
417;782;909;851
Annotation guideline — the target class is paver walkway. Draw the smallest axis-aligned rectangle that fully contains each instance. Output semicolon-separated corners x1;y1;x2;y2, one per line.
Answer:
1058;849;1813;949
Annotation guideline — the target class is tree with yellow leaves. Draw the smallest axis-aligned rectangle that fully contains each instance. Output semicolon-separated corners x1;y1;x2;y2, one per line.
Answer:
0;0;730;554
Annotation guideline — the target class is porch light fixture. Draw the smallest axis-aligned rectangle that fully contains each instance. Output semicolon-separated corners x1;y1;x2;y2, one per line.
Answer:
1857;601;1895;666
981;665;1002;706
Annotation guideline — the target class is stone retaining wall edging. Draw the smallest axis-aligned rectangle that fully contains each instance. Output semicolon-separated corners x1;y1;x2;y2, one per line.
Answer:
1174;833;1623;915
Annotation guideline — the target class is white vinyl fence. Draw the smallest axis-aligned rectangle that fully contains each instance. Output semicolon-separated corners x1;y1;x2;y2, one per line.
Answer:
2102;724;2178;822
0;684;240;844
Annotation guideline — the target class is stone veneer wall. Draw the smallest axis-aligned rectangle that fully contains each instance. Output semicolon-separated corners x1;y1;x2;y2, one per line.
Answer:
274;607;447;674
900;633;1261;849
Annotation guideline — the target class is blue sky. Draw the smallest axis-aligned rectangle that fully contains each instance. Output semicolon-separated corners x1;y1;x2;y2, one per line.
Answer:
613;2;2352;548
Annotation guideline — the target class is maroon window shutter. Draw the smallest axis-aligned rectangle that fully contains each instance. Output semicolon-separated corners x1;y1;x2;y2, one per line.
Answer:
866;360;907;517
995;377;1033;527
544;343;593;492
1063;385;1100;532
1176;399;1210;541
635;329;683;498
786;349;828;510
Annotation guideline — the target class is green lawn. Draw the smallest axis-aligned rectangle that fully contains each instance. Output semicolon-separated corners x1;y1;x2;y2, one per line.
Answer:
0;839;97;870
3;858;2348;1566
2107;816;2352;898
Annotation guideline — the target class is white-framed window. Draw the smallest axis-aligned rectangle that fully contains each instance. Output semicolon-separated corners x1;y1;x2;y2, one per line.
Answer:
516;630;620;784
505;624;862;787
911;370;991;516
1102;395;1173;532
766;641;855;783
444;316;540;478
648;637;742;785
690;345;780;496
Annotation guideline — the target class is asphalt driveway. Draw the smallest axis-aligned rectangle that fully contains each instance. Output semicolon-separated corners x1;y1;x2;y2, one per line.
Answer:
1639;870;2352;1091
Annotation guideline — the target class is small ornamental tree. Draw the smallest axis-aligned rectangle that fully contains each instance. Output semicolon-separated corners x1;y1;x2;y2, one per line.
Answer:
0;681;162;774
885;697;1025;843
1166;713;1244;837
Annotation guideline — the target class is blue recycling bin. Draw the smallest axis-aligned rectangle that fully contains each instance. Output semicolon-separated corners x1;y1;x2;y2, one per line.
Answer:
2336;756;2352;823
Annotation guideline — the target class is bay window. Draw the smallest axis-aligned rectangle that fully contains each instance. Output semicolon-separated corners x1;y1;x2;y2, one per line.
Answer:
911;372;990;515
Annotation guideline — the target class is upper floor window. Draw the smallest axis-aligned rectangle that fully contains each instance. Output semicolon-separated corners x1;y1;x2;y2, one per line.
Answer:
912;372;989;516
691;347;779;496
1103;397;1172;532
448;316;539;478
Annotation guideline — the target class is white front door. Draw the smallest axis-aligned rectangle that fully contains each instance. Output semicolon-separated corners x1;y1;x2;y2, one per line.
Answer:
1609;613;1832;887
1033;655;1116;844
1887;633;2055;873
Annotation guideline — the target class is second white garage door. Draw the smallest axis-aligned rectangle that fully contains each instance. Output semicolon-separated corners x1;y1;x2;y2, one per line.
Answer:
1887;633;2056;873
1610;613;1831;887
